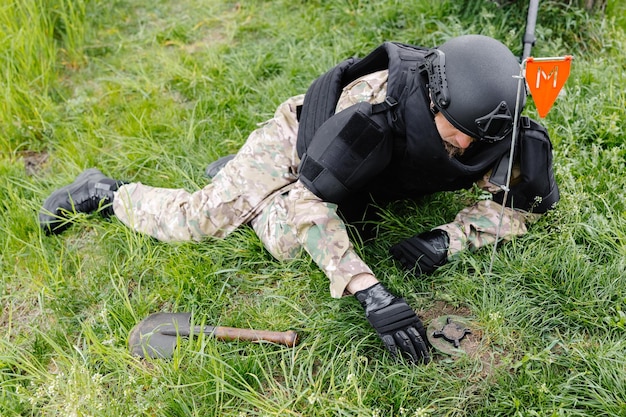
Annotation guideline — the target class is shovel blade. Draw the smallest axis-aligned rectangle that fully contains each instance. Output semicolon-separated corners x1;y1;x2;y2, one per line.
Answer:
128;312;192;359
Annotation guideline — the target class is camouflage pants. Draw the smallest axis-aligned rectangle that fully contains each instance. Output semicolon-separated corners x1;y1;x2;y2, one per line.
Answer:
113;95;373;298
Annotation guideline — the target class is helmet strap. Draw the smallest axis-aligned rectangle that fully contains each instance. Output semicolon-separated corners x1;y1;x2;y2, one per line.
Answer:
429;101;439;116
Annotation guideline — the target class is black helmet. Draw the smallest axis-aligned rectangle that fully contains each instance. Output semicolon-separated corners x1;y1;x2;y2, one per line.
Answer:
426;35;523;143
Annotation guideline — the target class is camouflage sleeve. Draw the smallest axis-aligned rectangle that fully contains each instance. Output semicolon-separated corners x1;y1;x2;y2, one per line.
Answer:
290;182;374;298
434;166;541;257
434;200;540;257
261;70;386;297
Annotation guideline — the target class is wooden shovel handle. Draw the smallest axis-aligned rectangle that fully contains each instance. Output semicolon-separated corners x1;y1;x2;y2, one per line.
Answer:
206;326;300;347
160;324;300;347
152;312;300;347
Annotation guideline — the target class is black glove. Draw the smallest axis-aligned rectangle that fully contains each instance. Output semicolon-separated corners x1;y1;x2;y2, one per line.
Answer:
390;229;450;275
355;283;430;364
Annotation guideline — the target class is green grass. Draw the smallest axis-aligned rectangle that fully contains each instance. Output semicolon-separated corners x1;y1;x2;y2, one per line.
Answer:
1;0;626;415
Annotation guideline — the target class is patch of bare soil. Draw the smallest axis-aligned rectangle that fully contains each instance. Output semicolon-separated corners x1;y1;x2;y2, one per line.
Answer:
0;295;44;342
20;150;49;176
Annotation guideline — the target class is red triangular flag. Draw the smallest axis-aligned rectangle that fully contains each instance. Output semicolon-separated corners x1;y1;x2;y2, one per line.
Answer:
525;56;572;118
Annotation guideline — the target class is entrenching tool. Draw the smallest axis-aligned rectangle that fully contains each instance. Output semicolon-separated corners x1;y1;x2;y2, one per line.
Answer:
128;312;300;359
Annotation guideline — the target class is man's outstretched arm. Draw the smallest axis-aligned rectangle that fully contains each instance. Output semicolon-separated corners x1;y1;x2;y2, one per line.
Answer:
390;199;539;275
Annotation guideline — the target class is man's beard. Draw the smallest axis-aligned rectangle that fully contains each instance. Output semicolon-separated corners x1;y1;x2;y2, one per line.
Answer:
442;141;465;158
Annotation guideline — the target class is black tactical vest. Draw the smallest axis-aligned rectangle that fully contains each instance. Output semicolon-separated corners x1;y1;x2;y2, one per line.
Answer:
297;42;558;214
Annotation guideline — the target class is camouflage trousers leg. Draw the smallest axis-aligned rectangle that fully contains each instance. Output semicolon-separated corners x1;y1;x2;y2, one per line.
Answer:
113;95;304;242
112;94;373;297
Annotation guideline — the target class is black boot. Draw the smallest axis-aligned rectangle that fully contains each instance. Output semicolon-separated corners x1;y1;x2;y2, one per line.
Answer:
39;168;124;235
204;154;235;179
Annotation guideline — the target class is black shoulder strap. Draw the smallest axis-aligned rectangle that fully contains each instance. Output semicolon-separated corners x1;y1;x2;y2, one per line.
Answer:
296;42;431;158
296;44;394;158
342;43;391;82
296;58;358;157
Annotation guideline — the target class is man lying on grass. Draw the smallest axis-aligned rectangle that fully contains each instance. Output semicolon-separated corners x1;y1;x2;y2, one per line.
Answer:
39;35;559;365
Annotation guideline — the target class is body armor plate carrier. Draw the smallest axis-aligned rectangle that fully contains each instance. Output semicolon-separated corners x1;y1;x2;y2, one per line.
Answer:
296;42;558;214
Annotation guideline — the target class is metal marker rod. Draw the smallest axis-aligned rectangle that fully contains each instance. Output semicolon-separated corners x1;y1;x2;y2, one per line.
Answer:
488;60;529;274
527;56;573;62
489;0;539;272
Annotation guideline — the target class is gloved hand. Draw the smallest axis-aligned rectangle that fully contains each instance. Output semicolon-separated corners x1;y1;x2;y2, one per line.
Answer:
390;229;450;275
355;283;430;364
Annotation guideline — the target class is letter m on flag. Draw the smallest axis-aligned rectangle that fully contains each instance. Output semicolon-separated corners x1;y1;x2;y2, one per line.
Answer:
525;56;573;118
